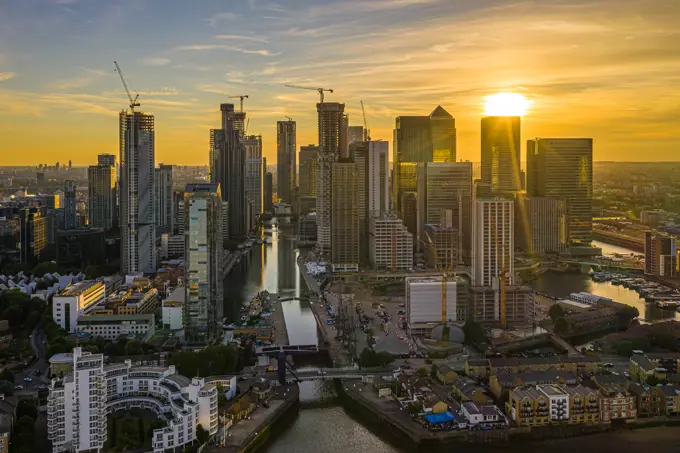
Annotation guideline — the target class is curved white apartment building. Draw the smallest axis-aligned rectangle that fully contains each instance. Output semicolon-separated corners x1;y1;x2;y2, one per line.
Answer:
47;347;219;453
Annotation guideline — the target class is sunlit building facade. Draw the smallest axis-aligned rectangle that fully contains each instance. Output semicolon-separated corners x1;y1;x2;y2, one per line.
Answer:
88;164;116;230
481;116;521;194
515;195;568;255
277;120;296;205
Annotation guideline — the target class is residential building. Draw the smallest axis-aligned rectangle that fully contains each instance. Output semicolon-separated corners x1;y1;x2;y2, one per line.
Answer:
537;384;570;423
162;286;184;330
506;386;550;426
563;385;601;424
466;356;603;379
451;376;494;406
461;402;506;426
316;102;347;255
489;371;577;398
472;199;514;286
297;213;317;243
369;214;413;271
628;382;663;417
299;144;318;198
515;195;568;255
88;163;116;230
298;196;316;216
47;347;219;453
19;206;48;264
656;385;680;416
63;179;77;230
264;171;273;213
76;313;156;340
630;352;680;383
405;276;468;330
480;116;521;194
277;120;296;204
527;138;593;244
244;135;264;216
331;159;359;272
423;223;457;270
119;111;156;274
184;183;223;344
644;231;677;277
435;363;458;384
596;379;637;422
470;285;534;326
52;280;106;333
154;163;174;235
90;286;158;315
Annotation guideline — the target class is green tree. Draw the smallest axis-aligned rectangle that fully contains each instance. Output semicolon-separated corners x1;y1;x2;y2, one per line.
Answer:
0;380;13;395
617;306;639;324
126;340;144;355
554;317;569;335
359;348;378;367
1;305;24;328
30;262;61;277
377;351;394;366
417;367;428;377
196;424;210;444
615;340;634;357
548;304;565;322
407;402;422;416
463;320;486;346
0;369;14;383
16;400;38;420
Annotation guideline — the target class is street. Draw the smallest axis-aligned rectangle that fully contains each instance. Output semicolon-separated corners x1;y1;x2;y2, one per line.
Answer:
14;327;50;396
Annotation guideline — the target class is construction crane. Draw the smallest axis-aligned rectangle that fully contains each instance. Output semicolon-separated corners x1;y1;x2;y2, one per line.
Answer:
360;100;371;141
285;84;334;103
228;95;249;112
113;61;140;112
244;118;250;135
285;116;293;122
495;224;509;329
422;233;456;323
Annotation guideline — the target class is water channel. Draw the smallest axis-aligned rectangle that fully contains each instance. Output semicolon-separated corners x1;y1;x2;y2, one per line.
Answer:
223;232;678;452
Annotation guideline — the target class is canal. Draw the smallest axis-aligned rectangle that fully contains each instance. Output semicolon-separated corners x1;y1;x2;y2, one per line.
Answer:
223;233;678;452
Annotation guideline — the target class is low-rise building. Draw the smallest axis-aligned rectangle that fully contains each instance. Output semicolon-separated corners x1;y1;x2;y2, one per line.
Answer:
162;286;184;331
76;313;156;341
461;401;506;426
506;386;550;426
468;356;603;379
450;376;494;406
435;364;458;385
490;371;577;399
52;280;106;332
92;286;158;315
597;380;637;423
628;382;663;417
630;352;680;383
561;307;619;335
563;385;600;424
656;385;680;416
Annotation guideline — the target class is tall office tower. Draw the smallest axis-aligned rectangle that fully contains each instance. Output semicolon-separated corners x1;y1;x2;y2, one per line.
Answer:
348;125;365;144
316;102;347;254
97;154;116;167
393;106;456;213
423;222;457;270
644;232;677;277
88;163;116;230
154;163;174;235
481;116;521;194
63;179;77;230
68;159;72;169
276;120;296;205
243;135;264;215
331;159;359;272
210;103;246;238
415;162;472;261
19;207;48;264
264;172;273;213
119;111;156;274
515;195;568;256
472;199;514;287
369;214;413;271
526;138;593;245
183;183;223;344
299;144;318;197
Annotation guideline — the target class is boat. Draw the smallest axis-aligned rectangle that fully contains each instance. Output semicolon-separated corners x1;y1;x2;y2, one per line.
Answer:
656;300;680;310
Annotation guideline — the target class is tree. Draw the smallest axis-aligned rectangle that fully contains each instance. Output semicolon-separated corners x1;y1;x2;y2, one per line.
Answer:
196;424;210;444
554;317;569;335
548;304;565;322
617;306;639;324
430;363;438;378
359;348;378;367
616;340;634;357
417;367;428;377
407;402;422;416
1;305;24;328
0;380;13;395
0;369;14;383
17;400;38;420
463;320;486;346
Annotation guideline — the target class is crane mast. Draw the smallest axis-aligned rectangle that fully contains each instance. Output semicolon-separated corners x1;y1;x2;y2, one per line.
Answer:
228;95;249;112
113;61;140;112
360;100;370;141
285;84;334;103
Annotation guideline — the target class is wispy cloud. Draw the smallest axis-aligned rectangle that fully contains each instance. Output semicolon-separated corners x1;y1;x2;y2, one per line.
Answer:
215;34;268;43
174;44;280;56
49;76;94;90
0;72;16;82
206;12;238;28
138;86;179;96
138;57;171;67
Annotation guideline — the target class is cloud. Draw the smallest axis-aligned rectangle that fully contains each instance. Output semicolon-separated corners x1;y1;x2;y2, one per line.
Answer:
215;34;268;43
138;86;179;96
49;76;94;90
174;44;280;56
52;0;80;4
0;72;16;82
206;12;238;28
196;83;237;95
138;57;170;67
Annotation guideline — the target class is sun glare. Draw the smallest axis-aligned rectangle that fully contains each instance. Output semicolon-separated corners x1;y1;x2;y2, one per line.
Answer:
484;92;531;116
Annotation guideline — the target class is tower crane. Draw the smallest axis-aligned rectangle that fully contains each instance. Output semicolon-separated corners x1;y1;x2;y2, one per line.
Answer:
113;61;140;112
228;95;249;112
423;233;456;323
244;118;250;135
285;84;334;103
360;100;371;141
495;223;509;329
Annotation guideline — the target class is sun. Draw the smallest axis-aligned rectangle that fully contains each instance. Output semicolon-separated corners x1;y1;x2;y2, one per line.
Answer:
484;92;532;116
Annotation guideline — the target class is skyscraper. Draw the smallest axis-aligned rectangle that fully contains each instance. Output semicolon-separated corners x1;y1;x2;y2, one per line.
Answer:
472;199;514;287
97;154;116;167
63;179;77;230
644;232;677;277
526;138;593;244
119;111;156;274
481;116;521;194
515;195;568;255
369;214;413;271
183;183;223;344
276;120;296;205
264;171;273;214
210;103;246;238
393;106;456;213
155;163;174;235
331;159;359;272
88;163;116;230
298;144;318;198
20;207;48;264
348;125;365;144
316;102;347;255
244;135;264;215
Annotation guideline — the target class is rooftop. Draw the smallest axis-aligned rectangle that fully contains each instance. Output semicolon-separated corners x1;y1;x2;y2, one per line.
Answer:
58;280;101;297
538;384;568;397
77;313;155;323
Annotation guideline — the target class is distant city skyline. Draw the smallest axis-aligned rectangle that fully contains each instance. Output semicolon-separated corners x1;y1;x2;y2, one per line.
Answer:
1;0;679;165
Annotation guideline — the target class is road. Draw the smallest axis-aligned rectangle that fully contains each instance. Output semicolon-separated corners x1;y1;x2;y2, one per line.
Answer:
14;327;50;395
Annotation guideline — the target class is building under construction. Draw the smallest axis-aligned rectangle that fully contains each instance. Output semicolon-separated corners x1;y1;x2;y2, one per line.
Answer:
368;213;413;271
469;284;535;327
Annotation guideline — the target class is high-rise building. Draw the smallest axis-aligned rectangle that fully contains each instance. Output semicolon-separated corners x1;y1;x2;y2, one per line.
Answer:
244;135;264;215
97;153;116;167
264;171;273;213
416;162;472;261
469;284;534;326
119;110;156;274
348;125;365;144
19;207;48;264
393;106;456;212
154;163;174;235
423;222;457;270
184;183;223;344
515;195;568;255
63;179;77;230
276;120;296;205
405;276;467;332
331;159;359;272
299;144;318;198
210;103;246;238
472;199;514;287
316;103;347;254
481;116;521;194
644;232;677;277
527;138;593;245
369;214;413;271
88;163;116;230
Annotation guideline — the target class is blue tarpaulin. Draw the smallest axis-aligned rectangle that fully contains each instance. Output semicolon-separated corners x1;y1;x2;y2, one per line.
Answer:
424;412;454;424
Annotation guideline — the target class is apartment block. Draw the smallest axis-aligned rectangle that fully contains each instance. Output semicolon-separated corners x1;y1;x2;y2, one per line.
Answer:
52;281;106;332
331;160;359;272
644;231;677;277
368;214;413;271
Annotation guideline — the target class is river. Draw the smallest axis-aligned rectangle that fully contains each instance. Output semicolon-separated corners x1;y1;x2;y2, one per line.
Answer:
223;232;678;452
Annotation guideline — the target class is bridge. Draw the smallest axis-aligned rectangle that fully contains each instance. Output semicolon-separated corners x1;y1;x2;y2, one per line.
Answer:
277;296;310;303
256;344;319;357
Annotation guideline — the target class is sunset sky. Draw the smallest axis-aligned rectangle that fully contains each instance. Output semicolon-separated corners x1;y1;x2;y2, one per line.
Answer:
1;0;679;165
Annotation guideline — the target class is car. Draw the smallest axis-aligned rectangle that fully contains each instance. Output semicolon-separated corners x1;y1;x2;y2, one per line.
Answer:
603;363;614;368
14;385;23;390
38;385;48;390
23;377;32;382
